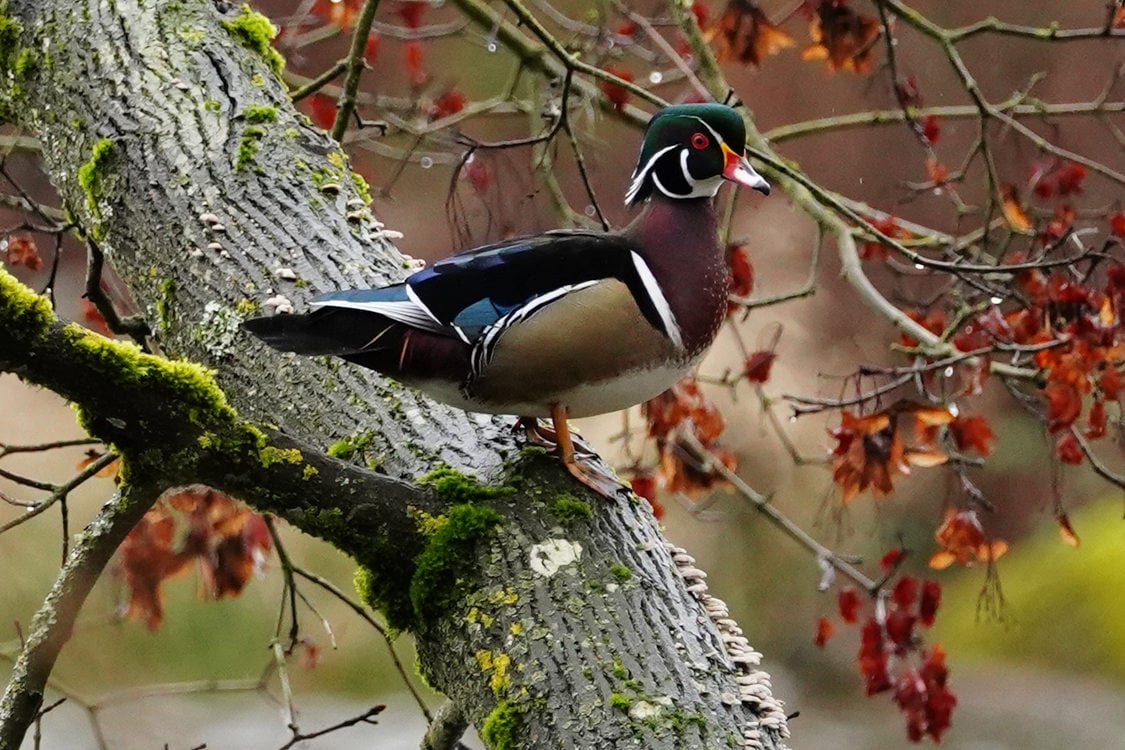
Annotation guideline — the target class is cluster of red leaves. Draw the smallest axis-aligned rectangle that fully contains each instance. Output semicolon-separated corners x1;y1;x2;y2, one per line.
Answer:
115;488;271;630
953;264;1125;461
829;401;952;503
1030;160;1087;200
860;215;912;261
310;0;364;29
821;574;955;743
631;378;736;514
801;0;881;74
709;0;795;66
2;233;43;271
929;508;1008;569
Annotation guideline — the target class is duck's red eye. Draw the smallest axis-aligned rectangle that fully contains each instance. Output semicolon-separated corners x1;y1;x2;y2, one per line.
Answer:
690;132;709;150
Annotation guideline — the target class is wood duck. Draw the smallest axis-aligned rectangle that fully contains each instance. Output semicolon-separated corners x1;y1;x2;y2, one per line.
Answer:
245;103;769;494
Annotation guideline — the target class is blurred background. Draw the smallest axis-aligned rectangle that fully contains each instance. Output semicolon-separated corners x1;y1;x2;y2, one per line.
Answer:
3;0;1124;747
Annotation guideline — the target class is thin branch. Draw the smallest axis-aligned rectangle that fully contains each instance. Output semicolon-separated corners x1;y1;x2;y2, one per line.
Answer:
331;0;383;142
0;476;164;749
0;450;118;535
275;705;385;750
676;430;879;594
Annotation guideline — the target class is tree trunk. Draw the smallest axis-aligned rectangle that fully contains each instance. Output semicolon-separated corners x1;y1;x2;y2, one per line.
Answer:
0;1;789;747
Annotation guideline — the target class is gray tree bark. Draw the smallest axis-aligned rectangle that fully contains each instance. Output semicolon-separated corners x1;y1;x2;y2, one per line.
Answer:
0;1;790;748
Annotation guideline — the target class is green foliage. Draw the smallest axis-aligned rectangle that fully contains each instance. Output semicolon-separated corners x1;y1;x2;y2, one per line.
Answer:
480;700;523;750
552;494;593;524
221;4;284;74
609;563;632;583
410;503;502;626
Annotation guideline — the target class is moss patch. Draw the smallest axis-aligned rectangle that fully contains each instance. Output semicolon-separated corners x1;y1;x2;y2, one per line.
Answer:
0;266;54;343
259;446;302;467
0;13;23;74
221;4;284;75
327;430;374;461
410;503;502;625
236;125;267;170
609;563;632;583
552;494;592;524
242;104;277;124
77;138;114;227
419;466;516;504
480;700;523;750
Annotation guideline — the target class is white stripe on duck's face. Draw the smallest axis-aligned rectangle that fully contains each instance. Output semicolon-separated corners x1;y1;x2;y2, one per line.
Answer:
626;104;768;205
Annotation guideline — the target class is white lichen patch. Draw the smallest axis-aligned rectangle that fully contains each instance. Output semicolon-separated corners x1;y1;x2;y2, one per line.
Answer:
197;301;244;357
528;538;582;577
628;700;661;721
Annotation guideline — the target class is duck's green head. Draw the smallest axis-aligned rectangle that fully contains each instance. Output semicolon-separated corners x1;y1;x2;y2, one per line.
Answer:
625;103;770;206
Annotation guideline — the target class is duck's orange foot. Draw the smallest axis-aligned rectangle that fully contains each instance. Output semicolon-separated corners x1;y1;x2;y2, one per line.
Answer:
515;412;628;499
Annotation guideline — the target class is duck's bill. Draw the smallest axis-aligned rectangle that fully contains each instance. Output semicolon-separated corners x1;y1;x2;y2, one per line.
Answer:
721;144;770;195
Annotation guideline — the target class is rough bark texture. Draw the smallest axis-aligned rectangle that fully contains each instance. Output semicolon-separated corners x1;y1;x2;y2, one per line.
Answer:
0;1;789;747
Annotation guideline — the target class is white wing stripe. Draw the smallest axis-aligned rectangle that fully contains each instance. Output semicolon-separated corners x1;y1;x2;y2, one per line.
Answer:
406;284;443;325
468;280;600;383
630;251;684;351
310;298;444;332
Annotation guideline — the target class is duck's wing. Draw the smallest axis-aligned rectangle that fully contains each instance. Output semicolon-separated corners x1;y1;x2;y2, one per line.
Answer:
309;230;681;347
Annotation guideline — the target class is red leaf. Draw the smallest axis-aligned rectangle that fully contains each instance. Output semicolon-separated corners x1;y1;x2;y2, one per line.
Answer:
404;40;427;87
304;93;336;131
858;618;891;695
885;609;917;649
1044;382;1082;432
3;234;43;271
711;0;795;66
801;0;881;74
880;547;905;571
920;114;940;144
599;66;634;110
815;616;835;647
728;244;754;297
397;1;428;29
838;587;861;623
629;473;664;519
1055;432;1083;465
949;415;995;456
742;351;776;384
891;576;918;610
430;87;467;120
919;580;941;627
1057;511;1081;547
463;154;491;194
691;0;710;29
1109;211;1125;238
1054;162;1086;196
930;508;1007;569
1085;399;1107;439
